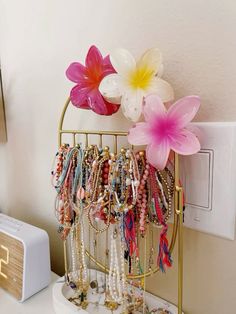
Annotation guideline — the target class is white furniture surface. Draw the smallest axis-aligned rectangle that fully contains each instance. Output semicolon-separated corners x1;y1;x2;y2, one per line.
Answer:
0;272;59;314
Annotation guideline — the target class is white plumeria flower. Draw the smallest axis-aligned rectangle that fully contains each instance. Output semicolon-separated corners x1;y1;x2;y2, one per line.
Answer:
99;48;174;122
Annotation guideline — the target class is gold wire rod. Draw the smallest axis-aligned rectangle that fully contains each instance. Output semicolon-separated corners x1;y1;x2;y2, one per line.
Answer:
99;134;103;148
85;249;158;279
85;216;179;279
177;187;183;314
58;98;70;147
175;153;181;215
63;240;68;278
58;98;127;147
169;211;179;253
60;129;128;136
174;152;183;314
143;234;147;313
113;135;118;154
72;133;76;147
168;153;181;271
85;134;89;147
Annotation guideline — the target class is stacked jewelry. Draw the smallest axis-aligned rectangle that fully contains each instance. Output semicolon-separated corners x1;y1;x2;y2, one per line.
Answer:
51;143;177;310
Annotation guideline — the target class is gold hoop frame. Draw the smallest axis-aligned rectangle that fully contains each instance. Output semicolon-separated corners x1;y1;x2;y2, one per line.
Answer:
58;98;183;313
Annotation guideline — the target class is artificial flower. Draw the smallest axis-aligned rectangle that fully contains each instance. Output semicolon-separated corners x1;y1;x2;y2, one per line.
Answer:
66;45;120;115
128;94;201;170
99;48;174;122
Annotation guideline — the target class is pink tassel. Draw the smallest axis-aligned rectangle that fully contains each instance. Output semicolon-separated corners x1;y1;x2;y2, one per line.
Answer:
150;165;172;272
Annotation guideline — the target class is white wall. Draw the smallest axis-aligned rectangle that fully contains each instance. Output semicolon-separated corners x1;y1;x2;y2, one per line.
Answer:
0;1;236;313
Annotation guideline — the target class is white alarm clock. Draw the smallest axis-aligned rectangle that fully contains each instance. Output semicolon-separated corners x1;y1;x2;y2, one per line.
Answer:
0;213;51;301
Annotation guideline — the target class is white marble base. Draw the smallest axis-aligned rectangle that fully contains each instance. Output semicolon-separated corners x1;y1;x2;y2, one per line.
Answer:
53;269;183;314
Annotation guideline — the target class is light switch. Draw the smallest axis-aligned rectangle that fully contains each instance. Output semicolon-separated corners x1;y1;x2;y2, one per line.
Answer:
181;122;236;240
183;150;213;211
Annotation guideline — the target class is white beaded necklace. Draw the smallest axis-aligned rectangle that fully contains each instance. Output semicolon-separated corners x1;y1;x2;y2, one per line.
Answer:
79;220;88;285
70;226;78;282
108;229;122;303
120;239;128;311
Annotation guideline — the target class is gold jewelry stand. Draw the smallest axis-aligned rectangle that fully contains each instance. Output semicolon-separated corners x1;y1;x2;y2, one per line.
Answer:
58;98;184;314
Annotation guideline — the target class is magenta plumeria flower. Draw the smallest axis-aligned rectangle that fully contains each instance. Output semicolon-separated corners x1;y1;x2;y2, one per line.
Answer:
128;94;201;170
66;45;120;116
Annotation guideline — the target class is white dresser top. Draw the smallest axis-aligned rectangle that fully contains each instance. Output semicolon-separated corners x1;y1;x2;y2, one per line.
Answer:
0;272;59;313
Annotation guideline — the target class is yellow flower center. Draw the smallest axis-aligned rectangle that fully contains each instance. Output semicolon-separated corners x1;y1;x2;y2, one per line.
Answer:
129;66;154;90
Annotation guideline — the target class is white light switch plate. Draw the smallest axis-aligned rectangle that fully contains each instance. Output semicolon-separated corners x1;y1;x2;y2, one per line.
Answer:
181;122;236;240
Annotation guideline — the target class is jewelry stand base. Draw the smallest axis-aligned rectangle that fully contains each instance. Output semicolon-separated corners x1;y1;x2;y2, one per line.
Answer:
53;270;183;314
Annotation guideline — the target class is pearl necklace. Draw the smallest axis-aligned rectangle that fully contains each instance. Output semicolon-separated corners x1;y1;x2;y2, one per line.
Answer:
70;226;78;282
108;229;122;303
79;220;88;285
75;220;88;289
120;239;128;309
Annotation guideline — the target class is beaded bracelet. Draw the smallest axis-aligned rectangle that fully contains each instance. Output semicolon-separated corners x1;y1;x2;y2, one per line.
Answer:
87;149;112;233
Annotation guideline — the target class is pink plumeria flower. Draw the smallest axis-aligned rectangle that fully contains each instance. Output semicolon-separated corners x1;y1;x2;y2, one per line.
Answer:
128;94;201;170
66;45;120;116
